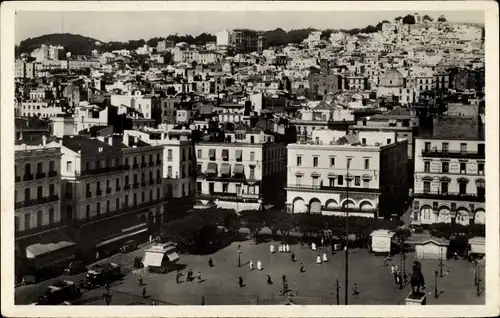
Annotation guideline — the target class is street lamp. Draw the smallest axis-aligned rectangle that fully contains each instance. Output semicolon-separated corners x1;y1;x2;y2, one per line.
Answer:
439;256;444;278
237;244;241;267
434;270;439;298
335;278;340;305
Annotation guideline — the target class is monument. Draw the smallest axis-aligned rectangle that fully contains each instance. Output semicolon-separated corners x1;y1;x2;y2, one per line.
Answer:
405;260;427;305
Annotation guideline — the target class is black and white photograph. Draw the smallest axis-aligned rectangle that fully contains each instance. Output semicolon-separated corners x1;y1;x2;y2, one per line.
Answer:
1;1;499;317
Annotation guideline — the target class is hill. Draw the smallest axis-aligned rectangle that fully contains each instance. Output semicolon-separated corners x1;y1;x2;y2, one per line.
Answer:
18;33;102;56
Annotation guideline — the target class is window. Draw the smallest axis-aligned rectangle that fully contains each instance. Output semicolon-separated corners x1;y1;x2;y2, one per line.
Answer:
96;203;101;215
250;136;255;143
460;162;466;173
313;157;319;167
387;139;391;144
197;149;202;158
222;183;229;192
167;149;173;161
459;182;467;195
250;152;255;161
362;138;366;145
442;162;449;173
423;207;431;220
249;166;255;179
442;142;449;153
37;186;43;199
478;143;485;155
106;200;110;213
167;166;172;178
24;213;31;230
330;157;335;167
441;182;448;194
37;210;43;227
423;181;431;193
296;175;302;185
364;159;370;170
355;176;361;186
338;175;344;186
49;160;55;171
49;184;54;196
424;161;430;172
296;156;302;166
478;163;484;175
37;162;43;173
66;161;73;171
15;216;19;232
312;176;319;187
460;143;467;153
363;180;369;188
346;158;352;169
424;142;431;151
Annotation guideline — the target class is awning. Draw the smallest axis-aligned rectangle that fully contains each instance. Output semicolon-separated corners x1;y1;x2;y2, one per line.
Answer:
26;241;76;259
207;162;218;174
222;149;229;160
328;173;337;178
221;163;231;176
209;149;216;159
311;172;321;177
475;178;485;186
362;174;372;180
235;150;242;161
95;228;148;248
440;176;451;182
421;176;433;181
167;252;179;262
234;164;244;175
295;172;304;176
143;252;164;267
457;177;469;183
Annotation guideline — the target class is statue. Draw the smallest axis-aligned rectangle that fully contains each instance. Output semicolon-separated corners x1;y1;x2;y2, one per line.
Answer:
410;261;426;296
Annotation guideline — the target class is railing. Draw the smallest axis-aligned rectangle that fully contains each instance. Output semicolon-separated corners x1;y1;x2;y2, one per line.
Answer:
413;191;485;202
156;160;162;165
132;163;139;169
133;183;139;189
204;174;247;182
285;184;381;193
106;188;112;194
141;181;147;186
96;189;103;196
15;195;59;209
149;179;154;185
79;165;128;177
422;149;485;159
116;186;121;191
48;170;58;177
124;184;131;190
23;174;34;181
15;176;21;183
149;161;155;167
15;220;66;239
156;179;162;184
35;172;46;179
141;162;147;168
197;192;261;202
86;192;92;198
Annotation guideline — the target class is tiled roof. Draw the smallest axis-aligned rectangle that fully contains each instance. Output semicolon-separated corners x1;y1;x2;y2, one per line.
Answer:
62;135;122;156
432;116;484;140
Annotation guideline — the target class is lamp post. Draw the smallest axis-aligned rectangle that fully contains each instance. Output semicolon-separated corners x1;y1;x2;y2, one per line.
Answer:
476;261;481;297
434;270;439;298
345;165;351;305
237;244;241;267
439;255;444;278
335;278;340;305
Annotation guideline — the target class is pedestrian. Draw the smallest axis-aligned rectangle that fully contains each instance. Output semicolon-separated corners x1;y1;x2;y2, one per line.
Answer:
197;271;202;282
300;262;305;273
201;296;205;305
208;257;214;267
384;257;389;267
312;242;317;251
270;244;275;254
398;273;403;289
105;283;109;292
331;243;335;255
239;276;244;287
176;270;181;284
286;244;290;253
266;274;272;284
352;283;359;296
390;264;395;275
138;275;143;286
322;252;328;263
249;260;254;270
291;252;296;262
142;287;147;298
257;260;263;271
316;255;322;264
321;238;324;246
187;269;193;281
278;244;283;253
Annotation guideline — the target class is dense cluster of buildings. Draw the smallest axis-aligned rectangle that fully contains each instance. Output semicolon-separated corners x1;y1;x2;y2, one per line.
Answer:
13;15;485;282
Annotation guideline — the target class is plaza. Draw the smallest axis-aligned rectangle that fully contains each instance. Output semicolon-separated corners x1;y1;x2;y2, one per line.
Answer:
26;237;484;306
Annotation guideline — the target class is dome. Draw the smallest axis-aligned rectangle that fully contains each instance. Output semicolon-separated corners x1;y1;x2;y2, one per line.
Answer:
379;69;405;87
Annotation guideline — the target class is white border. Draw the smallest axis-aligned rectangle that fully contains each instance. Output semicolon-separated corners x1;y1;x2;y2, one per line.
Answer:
1;2;499;317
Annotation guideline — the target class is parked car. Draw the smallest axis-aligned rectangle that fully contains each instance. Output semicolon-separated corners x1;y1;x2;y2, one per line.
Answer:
64;261;86;276
37;280;81;305
120;240;139;253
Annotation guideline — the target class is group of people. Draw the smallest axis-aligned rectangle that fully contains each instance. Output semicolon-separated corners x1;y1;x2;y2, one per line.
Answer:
270;243;291;254
248;260;263;271
390;264;406;289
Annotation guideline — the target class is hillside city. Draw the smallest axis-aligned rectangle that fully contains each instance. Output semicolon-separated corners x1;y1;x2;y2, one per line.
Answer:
14;13;486;306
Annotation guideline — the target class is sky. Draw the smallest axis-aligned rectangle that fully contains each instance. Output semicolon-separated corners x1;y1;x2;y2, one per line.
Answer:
15;10;485;44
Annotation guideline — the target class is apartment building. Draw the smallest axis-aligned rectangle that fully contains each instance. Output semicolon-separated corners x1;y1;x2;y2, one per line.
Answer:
14;138;63;258
110;91;160;120
285;131;409;219
412;116;485;226
195;129;287;212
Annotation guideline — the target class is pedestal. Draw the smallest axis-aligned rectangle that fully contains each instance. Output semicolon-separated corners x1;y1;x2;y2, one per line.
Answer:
405;292;427;305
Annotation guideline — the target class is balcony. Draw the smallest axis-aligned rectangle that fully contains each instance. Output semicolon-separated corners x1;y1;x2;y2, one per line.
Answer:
413;191;485;202
23;174;34;181
203;174;247;182
35;172;46;179
156;160;162;165
285;184;381;194
75;196;169;225
96;189;103;196
15;195;59;209
133;163;139;169
86;192;92;198
197;192;260;203
421;149;485;159
48;170;58;177
15;176;21;183
116;186;121;191
80;165;128;177
149;161;155;167
15;220;67;240
133;183;139;189
106;188;112;194
141;163;147;168
156;179;162;185
124;184;131;190
149;179;154;185
141;181;147;187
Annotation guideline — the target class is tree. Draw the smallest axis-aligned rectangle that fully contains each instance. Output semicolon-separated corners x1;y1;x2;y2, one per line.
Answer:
402;14;416;25
423;14;433;22
437;15;447;22
240;209;265;242
395;16;403;21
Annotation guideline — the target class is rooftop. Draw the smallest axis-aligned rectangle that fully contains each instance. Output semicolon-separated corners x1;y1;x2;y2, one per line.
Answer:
62;135;123;156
